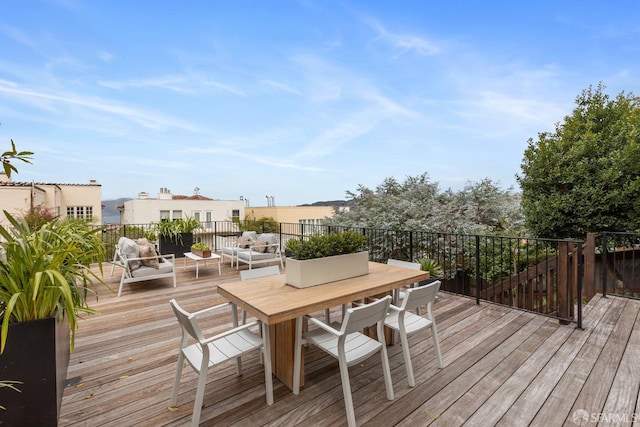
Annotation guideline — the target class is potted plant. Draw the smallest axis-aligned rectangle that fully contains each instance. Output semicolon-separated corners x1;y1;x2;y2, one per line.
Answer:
0;211;107;425
418;258;443;283
190;242;211;258
155;216;202;258
285;231;369;288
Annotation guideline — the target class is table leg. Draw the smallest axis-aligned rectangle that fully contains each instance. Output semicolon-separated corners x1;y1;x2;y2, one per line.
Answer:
270;319;304;391
262;322;274;406
195;261;200;279
217;258;221;275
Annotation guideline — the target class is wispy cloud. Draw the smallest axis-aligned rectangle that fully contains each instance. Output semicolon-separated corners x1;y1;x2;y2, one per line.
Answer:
365;19;442;56
261;79;302;96
98;76;192;93
0;80;201;132
96;50;115;63
98;74;246;96
191;146;322;172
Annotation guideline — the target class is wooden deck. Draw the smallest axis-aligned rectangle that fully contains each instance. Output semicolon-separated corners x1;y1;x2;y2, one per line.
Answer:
59;260;640;426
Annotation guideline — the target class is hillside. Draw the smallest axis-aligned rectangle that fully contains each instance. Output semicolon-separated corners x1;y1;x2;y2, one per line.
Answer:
102;198;130;218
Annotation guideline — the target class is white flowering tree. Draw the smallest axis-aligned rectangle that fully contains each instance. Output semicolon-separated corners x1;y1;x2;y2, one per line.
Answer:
328;173;524;236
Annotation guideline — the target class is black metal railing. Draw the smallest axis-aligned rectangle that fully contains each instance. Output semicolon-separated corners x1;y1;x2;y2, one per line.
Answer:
100;221;584;326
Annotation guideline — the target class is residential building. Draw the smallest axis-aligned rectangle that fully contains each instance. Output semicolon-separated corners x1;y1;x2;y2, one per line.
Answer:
0;173;102;225
120;188;244;227
246;205;339;228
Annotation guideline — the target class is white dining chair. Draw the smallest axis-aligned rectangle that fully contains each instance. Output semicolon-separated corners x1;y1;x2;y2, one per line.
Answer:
292;296;394;427
169;299;273;427
384;280;443;387
387;258;424;314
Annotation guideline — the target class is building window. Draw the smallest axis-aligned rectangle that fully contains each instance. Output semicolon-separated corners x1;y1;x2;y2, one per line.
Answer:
194;212;200;221
232;209;240;220
205;212;212;222
172;210;182;219
66;206;93;220
160;210;170;220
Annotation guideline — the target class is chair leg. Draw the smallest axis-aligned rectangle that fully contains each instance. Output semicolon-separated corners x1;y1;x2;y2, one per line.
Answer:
432;322;443;368
169;352;185;407
399;326;416;387
261;322;274;405
378;322;395;399
338;357;357;427
191;363;209;427
324;308;330;324
117;272;126;297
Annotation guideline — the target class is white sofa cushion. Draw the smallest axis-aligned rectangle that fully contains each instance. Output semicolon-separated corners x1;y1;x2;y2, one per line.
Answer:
118;237;141;270
237;250;276;261
131;259;174;278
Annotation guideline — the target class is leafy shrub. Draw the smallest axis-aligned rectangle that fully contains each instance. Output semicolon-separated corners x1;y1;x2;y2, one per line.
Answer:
286;231;367;260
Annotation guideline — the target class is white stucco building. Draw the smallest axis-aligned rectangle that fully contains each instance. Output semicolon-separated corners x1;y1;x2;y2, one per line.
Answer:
0;173;102;225
120;188;244;227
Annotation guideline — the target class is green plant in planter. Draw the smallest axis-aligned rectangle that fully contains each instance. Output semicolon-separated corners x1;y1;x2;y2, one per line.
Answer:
0;212;108;353
418;258;443;278
153;216;202;244
191;242;210;251
286;231;367;261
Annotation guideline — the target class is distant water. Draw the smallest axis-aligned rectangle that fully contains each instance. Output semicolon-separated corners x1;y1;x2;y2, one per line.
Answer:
102;215;120;224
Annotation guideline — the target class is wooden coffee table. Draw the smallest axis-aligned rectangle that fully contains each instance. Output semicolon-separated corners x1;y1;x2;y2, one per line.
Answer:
183;252;221;278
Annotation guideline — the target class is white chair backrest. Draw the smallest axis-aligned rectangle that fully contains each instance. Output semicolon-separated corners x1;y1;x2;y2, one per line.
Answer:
241;231;258;240
169;299;205;342
387;258;421;270
240;265;280;281
402;281;441;312
341;296;391;335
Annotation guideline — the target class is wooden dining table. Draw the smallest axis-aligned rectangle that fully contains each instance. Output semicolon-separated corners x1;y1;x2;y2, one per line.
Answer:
217;261;429;391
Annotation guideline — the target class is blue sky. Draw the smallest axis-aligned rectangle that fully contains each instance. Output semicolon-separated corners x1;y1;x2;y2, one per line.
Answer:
2;1;639;206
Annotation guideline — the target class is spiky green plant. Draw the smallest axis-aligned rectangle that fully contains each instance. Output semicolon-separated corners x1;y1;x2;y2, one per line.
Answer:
0;211;109;353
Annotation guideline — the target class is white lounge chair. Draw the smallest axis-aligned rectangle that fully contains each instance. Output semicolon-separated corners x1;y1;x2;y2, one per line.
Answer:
115;237;176;297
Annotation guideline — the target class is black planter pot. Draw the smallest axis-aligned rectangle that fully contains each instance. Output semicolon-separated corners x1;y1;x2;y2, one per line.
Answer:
0;316;70;426
159;232;193;258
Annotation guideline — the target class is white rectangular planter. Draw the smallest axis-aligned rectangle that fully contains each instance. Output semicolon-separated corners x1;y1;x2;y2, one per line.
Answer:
285;251;369;288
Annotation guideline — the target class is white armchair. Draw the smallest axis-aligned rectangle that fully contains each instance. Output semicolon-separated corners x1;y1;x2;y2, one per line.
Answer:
235;233;284;270
220;231;257;267
115;237;176;297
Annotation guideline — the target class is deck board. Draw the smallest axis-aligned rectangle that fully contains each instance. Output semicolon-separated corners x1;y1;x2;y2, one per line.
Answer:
56;261;640;426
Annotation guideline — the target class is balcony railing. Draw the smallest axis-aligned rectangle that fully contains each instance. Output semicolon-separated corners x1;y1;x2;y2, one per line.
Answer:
100;221;585;327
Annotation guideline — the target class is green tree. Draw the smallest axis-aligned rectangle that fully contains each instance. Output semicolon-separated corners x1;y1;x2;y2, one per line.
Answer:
1;140;33;178
329;172;523;235
517;83;640;238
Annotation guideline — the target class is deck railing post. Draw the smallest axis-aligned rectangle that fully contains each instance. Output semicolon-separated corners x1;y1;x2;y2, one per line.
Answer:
475;235;481;305
601;232;608;298
558;240;570;324
576;243;583;329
